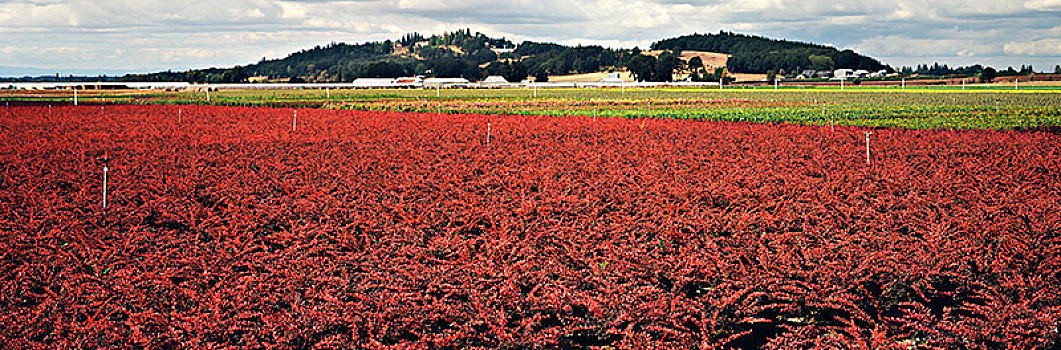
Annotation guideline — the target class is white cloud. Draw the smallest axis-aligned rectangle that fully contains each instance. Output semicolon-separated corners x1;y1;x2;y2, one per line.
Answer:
1004;39;1061;56
1024;0;1061;10
0;0;1059;75
853;35;999;57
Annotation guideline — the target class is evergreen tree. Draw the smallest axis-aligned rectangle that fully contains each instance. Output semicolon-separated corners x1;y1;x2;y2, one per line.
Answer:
627;55;656;82
980;67;997;83
653;51;682;81
533;70;549;82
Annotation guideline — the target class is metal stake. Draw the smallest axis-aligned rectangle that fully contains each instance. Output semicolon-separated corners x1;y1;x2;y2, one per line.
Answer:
865;131;873;164
103;164;108;209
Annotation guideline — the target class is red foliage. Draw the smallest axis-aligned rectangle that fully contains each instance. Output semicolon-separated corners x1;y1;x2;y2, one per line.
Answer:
1;104;1059;349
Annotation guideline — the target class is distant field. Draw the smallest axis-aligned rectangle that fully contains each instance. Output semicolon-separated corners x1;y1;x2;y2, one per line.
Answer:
2;86;1060;130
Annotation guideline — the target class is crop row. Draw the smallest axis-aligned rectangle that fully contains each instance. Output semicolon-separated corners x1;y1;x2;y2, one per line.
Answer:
337;98;1061;130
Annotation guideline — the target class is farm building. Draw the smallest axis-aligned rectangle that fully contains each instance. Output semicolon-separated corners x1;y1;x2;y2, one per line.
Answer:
423;77;471;87
833;69;856;79
482;75;509;84
798;70;833;79
394;76;423;86
490;46;516;55
833;69;875;79
599;73;626;84
351;78;398;88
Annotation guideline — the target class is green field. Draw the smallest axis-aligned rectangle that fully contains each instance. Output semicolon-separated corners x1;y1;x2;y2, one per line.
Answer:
4;86;1060;130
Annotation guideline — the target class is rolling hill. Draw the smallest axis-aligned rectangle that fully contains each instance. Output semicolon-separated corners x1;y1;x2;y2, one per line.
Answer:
651;31;888;74
94;30;894;83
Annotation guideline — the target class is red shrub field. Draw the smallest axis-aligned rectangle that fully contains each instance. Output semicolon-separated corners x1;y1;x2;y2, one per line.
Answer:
1;104;1059;349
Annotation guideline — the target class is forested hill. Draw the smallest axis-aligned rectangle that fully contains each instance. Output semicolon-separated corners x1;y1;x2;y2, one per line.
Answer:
651;32;887;74
116;30;890;83
185;29;636;83
238;30;515;82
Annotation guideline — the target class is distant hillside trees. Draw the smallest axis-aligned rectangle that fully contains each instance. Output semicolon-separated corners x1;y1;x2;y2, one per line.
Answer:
427;56;480;80
627;55;655;81
979;67;997;83
218;66;249;83
533;71;549;82
808;55;834;71
654;51;683;81
81;30;907;83
400;32;426;46
625;51;683;82
358;61;408;78
651;31;886;74
234;30;516;82
902;63;977;76
165;66;246;84
494;61;528;82
518;43;625;77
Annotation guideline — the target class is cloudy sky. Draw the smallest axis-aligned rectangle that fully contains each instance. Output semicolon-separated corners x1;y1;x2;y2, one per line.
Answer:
2;0;1060;76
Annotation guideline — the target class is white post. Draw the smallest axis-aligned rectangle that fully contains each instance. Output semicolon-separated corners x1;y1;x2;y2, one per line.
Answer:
102;164;108;209
326;87;330;99
486;122;491;145
73;88;78;106
533;84;537;98
962;78;966;90
719;77;723;91
901;78;905;91
206;88;210;102
594;109;597;121
436;84;440;97
774;78;778;91
1015;78;1018;90
823;104;832;131
865;131;873;164
178;108;182;123
292;110;297;131
621;81;625;94
840;78;844;91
